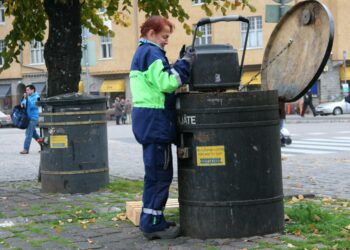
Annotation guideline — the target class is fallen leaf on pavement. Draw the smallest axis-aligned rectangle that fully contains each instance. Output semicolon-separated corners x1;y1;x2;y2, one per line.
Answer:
88;238;94;244
313;215;321;221
52;226;62;233
287;243;296;248
58;220;64;225
294;230;302;236
67;219;73;223
298;194;304;200
284;214;291;222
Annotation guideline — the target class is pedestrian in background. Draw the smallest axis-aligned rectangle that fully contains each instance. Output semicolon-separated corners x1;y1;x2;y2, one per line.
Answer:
130;16;193;239
114;97;123;125
301;90;317;117
124;98;132;124
120;98;127;124
20;85;42;154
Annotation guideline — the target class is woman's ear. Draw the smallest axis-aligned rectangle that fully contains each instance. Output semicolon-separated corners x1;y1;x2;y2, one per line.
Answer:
146;29;155;39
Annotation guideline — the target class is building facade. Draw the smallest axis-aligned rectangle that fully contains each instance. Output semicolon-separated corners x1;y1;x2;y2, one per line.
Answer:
0;0;348;113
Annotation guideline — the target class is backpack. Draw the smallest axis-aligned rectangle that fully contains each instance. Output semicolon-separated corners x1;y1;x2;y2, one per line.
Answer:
11;104;29;129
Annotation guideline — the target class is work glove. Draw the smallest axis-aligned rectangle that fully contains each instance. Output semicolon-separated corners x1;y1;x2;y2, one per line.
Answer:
181;49;194;68
179;45;186;59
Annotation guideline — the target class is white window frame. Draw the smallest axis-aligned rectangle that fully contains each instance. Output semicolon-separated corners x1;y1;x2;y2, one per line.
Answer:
100;34;112;59
194;24;212;45
192;0;204;5
30;40;45;65
0;5;5;25
240;16;263;49
0;40;4;67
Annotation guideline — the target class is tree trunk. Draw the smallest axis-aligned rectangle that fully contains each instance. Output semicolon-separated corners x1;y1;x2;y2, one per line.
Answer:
44;0;82;97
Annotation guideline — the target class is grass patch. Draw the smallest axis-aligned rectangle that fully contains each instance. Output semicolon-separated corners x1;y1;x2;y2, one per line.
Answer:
283;198;350;249
106;178;143;194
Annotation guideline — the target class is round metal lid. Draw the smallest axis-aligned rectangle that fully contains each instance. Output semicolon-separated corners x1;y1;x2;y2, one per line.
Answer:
261;0;334;102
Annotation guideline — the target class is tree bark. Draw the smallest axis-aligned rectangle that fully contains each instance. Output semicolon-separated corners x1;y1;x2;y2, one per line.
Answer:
44;0;82;97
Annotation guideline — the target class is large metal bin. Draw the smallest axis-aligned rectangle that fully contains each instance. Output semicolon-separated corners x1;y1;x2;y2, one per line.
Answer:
38;93;109;194
177;91;283;238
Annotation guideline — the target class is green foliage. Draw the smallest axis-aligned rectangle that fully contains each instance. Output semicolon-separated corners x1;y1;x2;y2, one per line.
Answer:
0;0;254;72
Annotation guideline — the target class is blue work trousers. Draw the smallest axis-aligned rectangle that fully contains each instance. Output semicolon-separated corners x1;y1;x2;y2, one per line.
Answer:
24;119;40;151
140;143;173;233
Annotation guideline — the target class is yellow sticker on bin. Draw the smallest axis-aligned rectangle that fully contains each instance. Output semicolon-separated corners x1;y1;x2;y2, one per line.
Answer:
196;146;225;167
50;135;68;148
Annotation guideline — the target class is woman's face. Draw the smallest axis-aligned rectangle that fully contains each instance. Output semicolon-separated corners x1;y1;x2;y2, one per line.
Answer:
146;25;171;49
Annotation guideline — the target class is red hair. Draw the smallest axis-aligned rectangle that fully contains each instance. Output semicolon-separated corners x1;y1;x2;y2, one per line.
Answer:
140;16;175;37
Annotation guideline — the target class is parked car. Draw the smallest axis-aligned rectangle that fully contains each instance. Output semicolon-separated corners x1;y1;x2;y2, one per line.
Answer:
0;111;13;127
315;96;350;115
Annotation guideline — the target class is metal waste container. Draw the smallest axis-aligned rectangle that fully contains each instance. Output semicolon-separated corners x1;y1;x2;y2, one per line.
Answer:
177;90;283;238
38;93;109;194
177;0;334;238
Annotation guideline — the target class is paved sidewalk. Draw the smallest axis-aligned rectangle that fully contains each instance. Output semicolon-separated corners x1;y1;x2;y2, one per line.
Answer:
0;120;349;249
0;180;309;250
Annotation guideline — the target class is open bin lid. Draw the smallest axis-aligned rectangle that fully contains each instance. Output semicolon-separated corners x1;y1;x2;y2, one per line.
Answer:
261;0;334;102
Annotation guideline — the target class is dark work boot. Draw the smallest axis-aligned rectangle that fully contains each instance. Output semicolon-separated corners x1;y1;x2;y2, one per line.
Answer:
143;225;180;240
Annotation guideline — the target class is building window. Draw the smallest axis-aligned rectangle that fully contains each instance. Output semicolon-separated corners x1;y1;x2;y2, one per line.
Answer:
30;40;45;64
192;0;204;5
241;16;263;49
194;24;212;45
0;40;4;66
0;5;5;24
100;34;112;59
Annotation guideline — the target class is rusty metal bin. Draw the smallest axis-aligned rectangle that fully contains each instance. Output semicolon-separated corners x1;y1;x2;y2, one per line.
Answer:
38;93;109;194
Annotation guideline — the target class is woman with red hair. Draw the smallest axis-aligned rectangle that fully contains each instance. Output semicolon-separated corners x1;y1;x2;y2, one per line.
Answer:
130;16;193;239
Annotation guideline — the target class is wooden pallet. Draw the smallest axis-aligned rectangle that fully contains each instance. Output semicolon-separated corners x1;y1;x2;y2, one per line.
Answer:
126;198;179;226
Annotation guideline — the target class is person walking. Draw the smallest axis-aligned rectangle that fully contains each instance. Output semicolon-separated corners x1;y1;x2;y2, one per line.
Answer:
301;90;317;117
130;16;193;239
114;97;123;125
120;98;126;124
20;85;42;154
124;98;132;124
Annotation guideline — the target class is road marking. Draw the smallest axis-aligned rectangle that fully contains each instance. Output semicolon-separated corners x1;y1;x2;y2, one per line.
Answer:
307;132;327;135
281;137;350;156
293;141;350;147
290;144;350;151
304;138;350;143
281;148;333;154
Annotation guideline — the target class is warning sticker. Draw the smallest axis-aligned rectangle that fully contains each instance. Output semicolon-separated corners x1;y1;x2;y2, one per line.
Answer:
196;145;225;167
50;135;68;148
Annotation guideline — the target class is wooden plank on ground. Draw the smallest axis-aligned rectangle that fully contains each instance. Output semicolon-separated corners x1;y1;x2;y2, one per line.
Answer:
126;198;179;226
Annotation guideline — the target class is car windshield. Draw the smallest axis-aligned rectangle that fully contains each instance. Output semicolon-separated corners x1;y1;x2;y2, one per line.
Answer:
329;94;344;102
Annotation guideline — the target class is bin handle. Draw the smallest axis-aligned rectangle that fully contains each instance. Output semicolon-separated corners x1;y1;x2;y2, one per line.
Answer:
190;15;250;82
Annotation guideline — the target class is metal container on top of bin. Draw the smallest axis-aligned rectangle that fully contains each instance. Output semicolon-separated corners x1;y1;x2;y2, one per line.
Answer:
176;0;334;239
38;93;109;194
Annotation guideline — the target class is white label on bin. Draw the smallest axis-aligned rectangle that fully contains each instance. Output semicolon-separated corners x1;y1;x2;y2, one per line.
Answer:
196;146;226;167
50;135;68;148
178;114;196;125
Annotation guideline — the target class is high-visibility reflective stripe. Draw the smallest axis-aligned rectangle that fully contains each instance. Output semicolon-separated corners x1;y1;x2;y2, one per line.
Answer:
143;208;162;215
